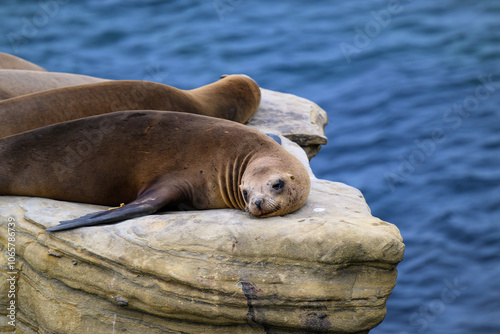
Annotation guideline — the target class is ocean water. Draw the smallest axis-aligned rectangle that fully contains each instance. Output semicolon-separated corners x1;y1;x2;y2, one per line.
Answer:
1;0;500;333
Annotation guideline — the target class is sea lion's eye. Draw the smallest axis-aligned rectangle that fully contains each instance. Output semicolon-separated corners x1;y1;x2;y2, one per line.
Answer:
243;190;248;201
272;180;284;190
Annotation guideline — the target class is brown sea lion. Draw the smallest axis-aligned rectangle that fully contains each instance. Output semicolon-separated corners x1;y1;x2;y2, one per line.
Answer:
0;110;311;231
0;52;47;71
0;69;108;100
0;74;260;138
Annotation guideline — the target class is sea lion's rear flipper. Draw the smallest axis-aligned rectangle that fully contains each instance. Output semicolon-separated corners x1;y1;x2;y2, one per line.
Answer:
45;185;178;232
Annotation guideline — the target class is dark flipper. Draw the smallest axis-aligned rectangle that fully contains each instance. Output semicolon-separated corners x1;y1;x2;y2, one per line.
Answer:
46;181;182;232
46;202;158;232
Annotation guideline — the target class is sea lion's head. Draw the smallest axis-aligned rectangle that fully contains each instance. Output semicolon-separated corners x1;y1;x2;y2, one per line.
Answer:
240;156;311;217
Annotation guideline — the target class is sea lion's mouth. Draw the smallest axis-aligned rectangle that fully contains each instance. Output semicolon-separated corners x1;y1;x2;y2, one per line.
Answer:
246;197;281;217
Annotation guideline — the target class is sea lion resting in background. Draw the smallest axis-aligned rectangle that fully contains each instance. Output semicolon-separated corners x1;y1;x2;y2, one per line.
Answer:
0;74;261;138
0;52;47;71
0;110;311;232
0;69;108;100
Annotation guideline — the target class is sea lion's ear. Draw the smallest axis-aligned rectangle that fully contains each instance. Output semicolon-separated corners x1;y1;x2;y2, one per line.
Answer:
220;74;229;79
287;173;295;180
265;133;282;145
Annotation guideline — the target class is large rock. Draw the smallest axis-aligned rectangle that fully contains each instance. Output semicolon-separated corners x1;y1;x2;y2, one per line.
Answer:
249;88;328;160
0;90;404;334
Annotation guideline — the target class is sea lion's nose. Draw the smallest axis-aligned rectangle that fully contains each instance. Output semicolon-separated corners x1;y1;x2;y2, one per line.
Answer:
255;199;263;210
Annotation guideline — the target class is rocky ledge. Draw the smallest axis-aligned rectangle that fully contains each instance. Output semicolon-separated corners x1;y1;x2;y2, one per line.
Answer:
0;90;404;334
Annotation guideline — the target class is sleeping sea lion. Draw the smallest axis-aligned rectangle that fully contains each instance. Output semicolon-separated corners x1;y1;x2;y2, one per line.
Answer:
0;69;107;100
0;52;47;71
0;74;260;138
0;110;310;231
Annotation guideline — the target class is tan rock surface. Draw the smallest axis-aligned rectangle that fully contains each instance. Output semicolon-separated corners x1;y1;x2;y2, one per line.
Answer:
248;88;328;159
0;91;403;334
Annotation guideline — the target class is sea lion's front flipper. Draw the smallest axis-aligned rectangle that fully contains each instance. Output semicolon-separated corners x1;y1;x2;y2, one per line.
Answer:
46;184;180;232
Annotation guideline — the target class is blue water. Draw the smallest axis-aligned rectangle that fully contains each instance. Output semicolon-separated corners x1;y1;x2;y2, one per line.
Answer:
2;1;499;333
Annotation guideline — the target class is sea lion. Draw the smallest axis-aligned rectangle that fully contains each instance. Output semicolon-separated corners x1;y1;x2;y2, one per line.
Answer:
0;69;108;100
0;52;47;71
0;110;311;232
0;75;260;138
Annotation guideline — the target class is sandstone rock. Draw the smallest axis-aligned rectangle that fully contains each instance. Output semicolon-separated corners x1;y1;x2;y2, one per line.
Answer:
248;88;328;160
0;90;403;334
